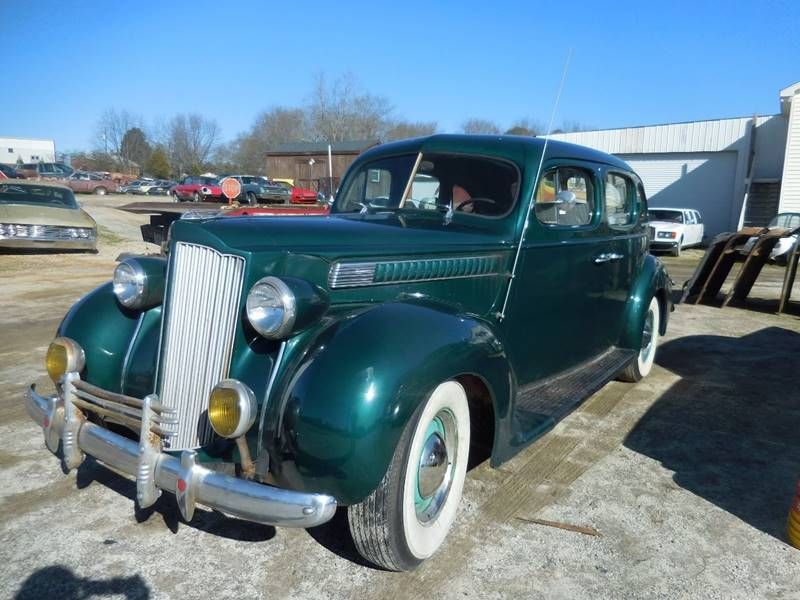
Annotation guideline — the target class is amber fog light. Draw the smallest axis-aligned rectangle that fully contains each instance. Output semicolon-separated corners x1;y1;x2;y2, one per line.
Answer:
208;379;257;438
46;337;85;382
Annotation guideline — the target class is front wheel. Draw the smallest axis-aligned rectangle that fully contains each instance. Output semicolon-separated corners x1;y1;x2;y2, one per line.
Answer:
93;186;107;196
192;191;202;203
348;380;471;571
670;238;683;257
246;191;257;205
619;296;660;382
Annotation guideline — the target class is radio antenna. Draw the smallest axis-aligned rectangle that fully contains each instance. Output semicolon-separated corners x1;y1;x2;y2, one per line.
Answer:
498;48;572;321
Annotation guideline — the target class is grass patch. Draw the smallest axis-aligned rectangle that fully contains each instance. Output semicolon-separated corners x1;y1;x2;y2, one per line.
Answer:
98;226;125;246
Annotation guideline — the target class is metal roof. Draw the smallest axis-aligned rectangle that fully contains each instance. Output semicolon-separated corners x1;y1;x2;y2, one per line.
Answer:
266;140;380;155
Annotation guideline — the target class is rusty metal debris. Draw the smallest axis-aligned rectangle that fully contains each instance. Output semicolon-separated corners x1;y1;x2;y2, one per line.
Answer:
681;226;800;313
515;516;601;537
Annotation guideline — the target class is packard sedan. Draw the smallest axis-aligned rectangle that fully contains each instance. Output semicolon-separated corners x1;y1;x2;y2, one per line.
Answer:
26;135;670;571
0;180;96;250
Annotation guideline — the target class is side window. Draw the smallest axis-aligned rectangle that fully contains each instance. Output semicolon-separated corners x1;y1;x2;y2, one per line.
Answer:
407;173;440;210
684;211;695;225
605;173;634;226
365;168;392;206
534;167;594;226
695;211;703;224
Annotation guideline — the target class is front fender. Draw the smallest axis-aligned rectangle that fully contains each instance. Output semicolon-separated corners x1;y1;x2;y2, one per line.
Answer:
618;254;671;350
57;282;143;393
271;300;513;505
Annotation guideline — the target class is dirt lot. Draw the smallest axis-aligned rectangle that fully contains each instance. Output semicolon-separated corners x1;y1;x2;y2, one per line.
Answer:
1;197;799;599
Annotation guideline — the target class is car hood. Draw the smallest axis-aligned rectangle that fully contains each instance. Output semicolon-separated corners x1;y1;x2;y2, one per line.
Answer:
649;220;683;230
173;213;508;257
0;204;96;227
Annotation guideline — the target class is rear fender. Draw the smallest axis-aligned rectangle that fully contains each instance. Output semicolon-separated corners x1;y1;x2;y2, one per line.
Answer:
618;254;671;350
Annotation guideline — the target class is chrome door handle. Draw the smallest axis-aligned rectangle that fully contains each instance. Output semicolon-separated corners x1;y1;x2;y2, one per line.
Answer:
594;252;624;264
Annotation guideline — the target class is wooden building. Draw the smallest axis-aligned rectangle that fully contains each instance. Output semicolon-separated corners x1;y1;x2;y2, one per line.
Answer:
264;140;379;194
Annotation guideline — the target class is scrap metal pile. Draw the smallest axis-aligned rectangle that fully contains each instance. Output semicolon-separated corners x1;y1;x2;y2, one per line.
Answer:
681;226;800;313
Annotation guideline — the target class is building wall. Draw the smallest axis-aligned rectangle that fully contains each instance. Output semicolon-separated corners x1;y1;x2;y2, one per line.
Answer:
265;153;359;188
548;115;789;235
0;137;56;164
779;94;800;212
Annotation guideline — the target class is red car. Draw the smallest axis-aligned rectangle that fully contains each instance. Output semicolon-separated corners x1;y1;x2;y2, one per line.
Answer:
223;205;330;217
275;181;320;204
172;176;225;202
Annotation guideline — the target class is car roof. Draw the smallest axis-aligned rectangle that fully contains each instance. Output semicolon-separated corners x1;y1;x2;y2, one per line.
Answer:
356;133;633;171
0;178;72;191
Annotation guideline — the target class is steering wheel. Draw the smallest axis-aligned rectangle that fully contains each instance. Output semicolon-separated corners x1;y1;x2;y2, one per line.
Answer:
455;197;496;213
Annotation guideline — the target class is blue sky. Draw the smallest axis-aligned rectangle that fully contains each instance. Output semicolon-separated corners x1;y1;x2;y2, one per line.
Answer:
1;0;798;151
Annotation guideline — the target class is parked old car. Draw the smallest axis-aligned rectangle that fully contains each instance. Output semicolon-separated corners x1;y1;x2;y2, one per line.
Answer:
145;181;175;196
65;171;119;195
25;135;670;571
172;175;224;202
221;175;292;205
0;180;96;250
647;207;704;256
274;180;319;204
0;164;25;179
17;162;74;179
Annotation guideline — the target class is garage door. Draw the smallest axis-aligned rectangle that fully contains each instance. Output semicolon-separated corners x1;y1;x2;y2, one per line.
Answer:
617;152;738;237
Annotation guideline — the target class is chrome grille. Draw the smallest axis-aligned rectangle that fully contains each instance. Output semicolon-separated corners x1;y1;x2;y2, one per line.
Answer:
0;223;95;241
158;242;245;449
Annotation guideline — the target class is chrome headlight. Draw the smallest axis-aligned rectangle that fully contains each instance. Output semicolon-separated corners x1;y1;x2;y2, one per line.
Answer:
112;257;165;309
246;276;296;338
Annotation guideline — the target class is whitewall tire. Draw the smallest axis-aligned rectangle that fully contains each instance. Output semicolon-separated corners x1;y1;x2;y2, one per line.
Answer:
619;296;660;382
348;380;470;571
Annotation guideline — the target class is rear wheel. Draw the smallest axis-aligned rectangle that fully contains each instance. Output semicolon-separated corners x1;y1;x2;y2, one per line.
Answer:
192;191;202;203
619;296;660;382
348;380;470;571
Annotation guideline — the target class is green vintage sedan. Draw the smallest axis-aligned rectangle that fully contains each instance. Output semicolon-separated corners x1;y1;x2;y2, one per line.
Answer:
26;135;671;571
0;181;96;250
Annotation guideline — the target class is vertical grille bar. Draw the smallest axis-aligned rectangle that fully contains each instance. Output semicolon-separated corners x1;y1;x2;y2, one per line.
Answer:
158;242;245;449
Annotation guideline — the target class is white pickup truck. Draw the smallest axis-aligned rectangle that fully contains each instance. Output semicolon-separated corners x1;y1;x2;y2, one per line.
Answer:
648;208;705;256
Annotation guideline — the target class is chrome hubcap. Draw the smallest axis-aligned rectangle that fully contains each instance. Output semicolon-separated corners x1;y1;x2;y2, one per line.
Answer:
418;433;448;498
415;410;457;523
641;309;655;360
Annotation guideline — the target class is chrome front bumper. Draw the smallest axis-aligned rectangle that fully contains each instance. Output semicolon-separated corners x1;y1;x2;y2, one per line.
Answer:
26;379;336;528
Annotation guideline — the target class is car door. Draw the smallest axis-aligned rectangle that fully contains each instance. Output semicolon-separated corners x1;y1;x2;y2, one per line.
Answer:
503;160;614;386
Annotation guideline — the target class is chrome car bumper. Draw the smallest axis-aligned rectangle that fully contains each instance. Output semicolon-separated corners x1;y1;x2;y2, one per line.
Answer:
0;238;96;250
25;379;337;528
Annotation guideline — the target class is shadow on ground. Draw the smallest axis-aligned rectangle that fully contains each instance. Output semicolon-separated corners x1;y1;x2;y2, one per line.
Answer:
15;565;149;599
625;326;800;539
75;459;276;542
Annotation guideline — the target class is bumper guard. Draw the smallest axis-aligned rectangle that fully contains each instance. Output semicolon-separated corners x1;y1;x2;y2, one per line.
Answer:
26;375;337;528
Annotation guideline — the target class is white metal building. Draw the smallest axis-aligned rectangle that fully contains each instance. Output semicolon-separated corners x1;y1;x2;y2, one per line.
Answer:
549;81;800;237
0;137;56;165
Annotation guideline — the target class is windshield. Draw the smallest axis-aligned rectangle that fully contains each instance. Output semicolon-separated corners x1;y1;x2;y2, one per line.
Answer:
0;183;78;208
649;209;683;223
334;153;519;217
769;213;800;229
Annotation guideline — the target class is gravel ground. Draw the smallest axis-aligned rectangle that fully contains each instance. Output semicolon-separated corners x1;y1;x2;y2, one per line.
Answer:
1;202;799;599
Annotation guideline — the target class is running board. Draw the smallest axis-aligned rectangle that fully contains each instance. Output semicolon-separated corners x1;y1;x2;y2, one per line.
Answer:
511;347;636;446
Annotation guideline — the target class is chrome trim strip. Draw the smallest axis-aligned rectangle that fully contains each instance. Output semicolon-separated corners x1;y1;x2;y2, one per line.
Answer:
256;341;286;456
26;384;337;528
328;255;506;289
120;312;145;392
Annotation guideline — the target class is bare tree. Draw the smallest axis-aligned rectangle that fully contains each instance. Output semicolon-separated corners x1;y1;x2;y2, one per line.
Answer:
165;113;220;174
384;120;438;141
460;118;501;135
505;118;544;137
94;109;143;156
307;73;392;142
230;107;307;173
